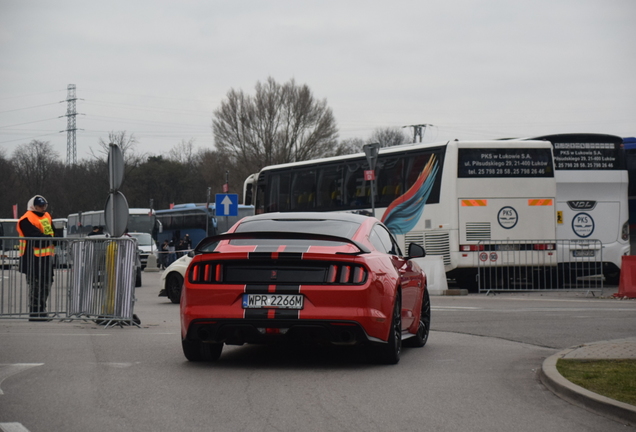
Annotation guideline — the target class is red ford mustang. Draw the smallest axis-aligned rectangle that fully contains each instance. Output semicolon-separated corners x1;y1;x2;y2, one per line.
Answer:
180;212;430;364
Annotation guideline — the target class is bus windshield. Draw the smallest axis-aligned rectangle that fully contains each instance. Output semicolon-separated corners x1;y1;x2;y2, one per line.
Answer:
0;220;18;237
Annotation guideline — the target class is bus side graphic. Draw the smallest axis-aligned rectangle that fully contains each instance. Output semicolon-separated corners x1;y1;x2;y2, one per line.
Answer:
381;154;439;235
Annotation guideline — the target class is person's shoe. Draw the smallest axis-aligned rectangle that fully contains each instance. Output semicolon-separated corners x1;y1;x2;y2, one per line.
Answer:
28;313;51;322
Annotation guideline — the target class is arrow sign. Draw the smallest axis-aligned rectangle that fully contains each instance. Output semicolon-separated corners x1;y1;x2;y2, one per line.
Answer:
215;193;238;217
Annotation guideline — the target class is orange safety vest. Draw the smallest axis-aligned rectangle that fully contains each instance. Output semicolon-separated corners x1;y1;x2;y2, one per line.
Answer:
17;211;55;257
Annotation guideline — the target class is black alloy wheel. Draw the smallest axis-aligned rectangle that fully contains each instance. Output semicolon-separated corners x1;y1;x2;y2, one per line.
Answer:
404;289;430;348
373;292;402;365
166;273;183;304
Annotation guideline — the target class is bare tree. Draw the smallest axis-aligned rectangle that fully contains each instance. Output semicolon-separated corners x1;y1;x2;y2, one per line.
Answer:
333;137;365;155
168;138;197;166
12;140;60;198
213;77;339;180
368;127;410;148
91;131;144;166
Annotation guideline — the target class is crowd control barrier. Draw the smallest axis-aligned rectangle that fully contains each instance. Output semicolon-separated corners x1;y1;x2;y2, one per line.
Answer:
0;236;139;326
477;239;604;294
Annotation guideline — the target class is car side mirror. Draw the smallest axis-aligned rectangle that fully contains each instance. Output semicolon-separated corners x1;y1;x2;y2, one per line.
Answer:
408;243;426;258
187;250;196;258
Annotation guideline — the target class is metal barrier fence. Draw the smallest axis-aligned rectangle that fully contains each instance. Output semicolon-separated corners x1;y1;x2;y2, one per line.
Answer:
477;239;604;294
0;236;138;325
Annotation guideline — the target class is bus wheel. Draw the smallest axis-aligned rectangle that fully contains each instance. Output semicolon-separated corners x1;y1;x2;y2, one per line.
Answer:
167;273;184;304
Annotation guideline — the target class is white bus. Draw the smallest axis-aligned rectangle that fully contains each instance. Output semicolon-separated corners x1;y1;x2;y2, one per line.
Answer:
67;208;158;238
0;219;19;268
245;140;557;291
527;134;629;284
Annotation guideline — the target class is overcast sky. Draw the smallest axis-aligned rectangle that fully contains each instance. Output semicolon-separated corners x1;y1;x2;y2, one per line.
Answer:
1;0;634;162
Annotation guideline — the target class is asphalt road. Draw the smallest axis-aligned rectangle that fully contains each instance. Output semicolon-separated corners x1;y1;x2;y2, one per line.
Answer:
1;271;635;432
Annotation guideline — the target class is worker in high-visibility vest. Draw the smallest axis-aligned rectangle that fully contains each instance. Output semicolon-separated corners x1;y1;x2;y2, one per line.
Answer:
16;195;55;321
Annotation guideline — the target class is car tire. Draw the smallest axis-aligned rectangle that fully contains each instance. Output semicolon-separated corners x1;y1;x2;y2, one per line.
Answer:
182;339;223;362
372;293;402;365
404;289;430;348
166;273;183;304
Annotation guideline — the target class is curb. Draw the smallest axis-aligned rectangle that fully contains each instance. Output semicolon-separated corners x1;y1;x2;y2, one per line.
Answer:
540;348;636;426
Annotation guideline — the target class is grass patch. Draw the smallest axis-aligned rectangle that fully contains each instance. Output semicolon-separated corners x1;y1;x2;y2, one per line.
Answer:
556;359;636;406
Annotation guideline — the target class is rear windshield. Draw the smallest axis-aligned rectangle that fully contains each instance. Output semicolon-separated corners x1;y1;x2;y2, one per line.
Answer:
234;218;361;238
221;218;361;249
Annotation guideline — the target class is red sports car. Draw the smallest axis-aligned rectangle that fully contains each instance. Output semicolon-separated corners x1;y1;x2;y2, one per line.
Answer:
180;212;430;364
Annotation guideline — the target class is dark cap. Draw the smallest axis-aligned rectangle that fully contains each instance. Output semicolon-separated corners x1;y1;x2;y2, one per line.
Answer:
33;196;48;206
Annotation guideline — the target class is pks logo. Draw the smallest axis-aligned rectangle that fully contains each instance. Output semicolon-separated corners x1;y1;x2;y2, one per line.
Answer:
572;213;595;238
497;206;518;229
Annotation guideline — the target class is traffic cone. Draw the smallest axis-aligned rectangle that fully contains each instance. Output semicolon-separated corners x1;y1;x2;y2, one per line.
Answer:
613;255;636;299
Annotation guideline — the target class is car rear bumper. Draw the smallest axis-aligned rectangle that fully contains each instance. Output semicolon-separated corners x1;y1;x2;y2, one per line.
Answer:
185;318;383;346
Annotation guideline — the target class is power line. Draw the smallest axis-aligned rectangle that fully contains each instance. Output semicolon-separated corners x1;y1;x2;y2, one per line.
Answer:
0;89;65;102
0;102;61;115
83;100;213;116
0;132;60;145
0;117;60;129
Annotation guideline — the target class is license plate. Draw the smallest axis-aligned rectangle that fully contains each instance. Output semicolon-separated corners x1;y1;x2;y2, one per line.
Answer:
572;250;595;258
242;294;304;309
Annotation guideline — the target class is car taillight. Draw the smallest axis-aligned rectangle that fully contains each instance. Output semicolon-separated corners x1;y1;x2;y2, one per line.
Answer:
191;264;200;282
190;262;223;283
353;267;365;283
327;265;337;283
327;264;367;284
340;266;351;283
622;221;629;241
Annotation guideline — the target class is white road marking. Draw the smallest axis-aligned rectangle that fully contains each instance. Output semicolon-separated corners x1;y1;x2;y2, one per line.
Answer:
0;423;30;432
0;364;43;396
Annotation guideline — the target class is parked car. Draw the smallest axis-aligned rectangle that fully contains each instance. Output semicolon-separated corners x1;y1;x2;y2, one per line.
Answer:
159;253;192;303
180;212;430;364
128;232;154;270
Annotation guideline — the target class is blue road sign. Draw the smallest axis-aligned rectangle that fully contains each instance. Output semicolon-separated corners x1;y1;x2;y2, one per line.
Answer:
215;193;239;217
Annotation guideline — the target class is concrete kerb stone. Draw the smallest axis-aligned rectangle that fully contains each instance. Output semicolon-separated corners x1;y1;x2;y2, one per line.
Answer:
540;347;636;427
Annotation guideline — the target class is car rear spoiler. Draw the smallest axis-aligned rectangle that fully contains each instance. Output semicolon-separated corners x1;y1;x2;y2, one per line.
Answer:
195;231;371;255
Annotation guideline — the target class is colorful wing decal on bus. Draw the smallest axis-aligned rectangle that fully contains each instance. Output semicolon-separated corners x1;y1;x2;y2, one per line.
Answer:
381;155;439;235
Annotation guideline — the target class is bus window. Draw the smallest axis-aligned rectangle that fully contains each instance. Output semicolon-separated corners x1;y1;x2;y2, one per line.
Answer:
376;157;404;207
344;161;368;208
290;169;316;211
316;164;344;210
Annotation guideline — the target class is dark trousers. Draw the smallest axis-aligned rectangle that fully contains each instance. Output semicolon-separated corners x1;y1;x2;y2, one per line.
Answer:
27;273;52;315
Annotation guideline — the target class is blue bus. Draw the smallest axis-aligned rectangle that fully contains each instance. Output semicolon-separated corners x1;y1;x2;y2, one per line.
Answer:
155;203;254;250
623;137;636;245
